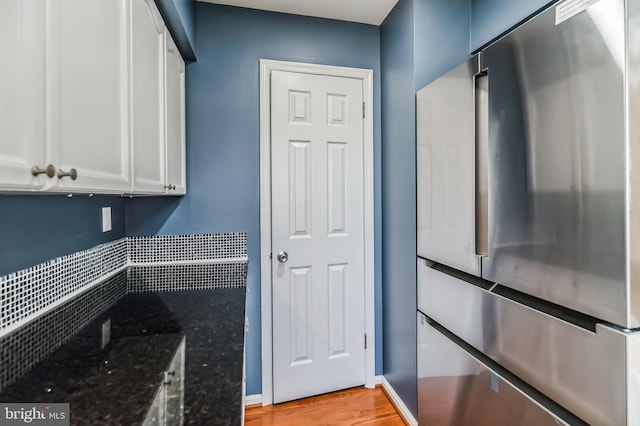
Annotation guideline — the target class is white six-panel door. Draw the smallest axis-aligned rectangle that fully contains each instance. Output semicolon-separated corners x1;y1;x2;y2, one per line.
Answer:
270;70;365;403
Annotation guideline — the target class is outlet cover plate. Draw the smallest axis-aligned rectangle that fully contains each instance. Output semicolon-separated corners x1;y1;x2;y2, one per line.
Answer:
102;207;112;232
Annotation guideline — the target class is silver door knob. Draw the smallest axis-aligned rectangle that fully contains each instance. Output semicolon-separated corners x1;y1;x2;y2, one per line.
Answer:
277;251;288;263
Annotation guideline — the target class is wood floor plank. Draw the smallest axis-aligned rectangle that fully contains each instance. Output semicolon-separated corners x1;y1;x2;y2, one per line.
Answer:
245;385;406;426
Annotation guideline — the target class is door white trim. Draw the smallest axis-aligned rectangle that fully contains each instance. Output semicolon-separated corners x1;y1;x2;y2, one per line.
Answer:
259;59;375;406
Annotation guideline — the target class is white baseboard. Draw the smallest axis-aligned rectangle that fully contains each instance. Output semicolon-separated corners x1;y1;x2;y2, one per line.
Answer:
249;381;384;406
244;393;262;406
381;376;418;426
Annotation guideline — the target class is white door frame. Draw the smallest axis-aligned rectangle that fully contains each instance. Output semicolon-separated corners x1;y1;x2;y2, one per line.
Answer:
259;59;375;406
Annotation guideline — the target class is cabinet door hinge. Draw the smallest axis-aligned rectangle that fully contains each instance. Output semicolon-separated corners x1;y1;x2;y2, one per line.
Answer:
362;102;366;118
364;333;368;350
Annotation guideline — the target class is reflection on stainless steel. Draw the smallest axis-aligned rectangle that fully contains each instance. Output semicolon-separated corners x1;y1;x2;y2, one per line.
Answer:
143;337;186;426
628;0;640;334
628;332;640;425
417;312;563;426
418;261;626;425
587;0;625;70
416;56;482;276
480;0;631;326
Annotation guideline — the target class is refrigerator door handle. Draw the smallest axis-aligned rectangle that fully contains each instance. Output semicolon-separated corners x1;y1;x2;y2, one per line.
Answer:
474;71;489;257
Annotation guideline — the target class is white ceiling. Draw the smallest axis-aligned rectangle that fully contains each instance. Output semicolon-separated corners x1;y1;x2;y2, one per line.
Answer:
199;0;399;26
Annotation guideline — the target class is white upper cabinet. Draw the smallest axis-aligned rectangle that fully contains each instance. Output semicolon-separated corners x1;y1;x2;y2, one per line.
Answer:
164;29;186;195
0;0;186;196
48;0;131;193
0;0;48;190
130;0;166;194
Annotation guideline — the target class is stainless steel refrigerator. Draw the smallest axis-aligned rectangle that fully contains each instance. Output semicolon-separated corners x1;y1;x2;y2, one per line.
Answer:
417;0;640;424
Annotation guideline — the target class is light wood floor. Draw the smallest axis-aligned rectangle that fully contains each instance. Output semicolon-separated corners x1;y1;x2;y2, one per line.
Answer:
244;385;406;426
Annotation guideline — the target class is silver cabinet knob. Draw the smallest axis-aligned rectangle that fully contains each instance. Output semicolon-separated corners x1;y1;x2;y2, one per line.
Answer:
57;168;78;180
277;251;288;263
31;164;56;178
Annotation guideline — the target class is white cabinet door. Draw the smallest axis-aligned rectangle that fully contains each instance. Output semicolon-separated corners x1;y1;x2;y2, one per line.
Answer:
131;0;166;194
48;0;131;193
0;0;49;190
164;29;186;195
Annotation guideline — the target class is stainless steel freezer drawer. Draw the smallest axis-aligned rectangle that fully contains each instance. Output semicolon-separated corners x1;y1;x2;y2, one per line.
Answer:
417;311;564;426
417;258;627;425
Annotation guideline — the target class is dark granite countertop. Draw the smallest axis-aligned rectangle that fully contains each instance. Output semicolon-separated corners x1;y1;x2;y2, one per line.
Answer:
0;288;246;426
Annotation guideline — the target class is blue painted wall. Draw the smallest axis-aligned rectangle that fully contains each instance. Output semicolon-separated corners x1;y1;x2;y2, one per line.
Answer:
126;3;382;396
0;195;125;276
471;0;556;51
381;0;471;417
414;0;472;90
172;0;196;50
380;0;417;417
155;0;197;61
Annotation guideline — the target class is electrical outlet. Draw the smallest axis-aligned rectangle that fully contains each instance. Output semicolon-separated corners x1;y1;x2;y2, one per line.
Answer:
101;319;111;349
102;207;112;232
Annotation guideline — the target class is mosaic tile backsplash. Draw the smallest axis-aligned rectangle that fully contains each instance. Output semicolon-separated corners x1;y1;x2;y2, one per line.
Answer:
128;263;247;293
128;233;247;263
0;238;128;331
0;233;247;391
